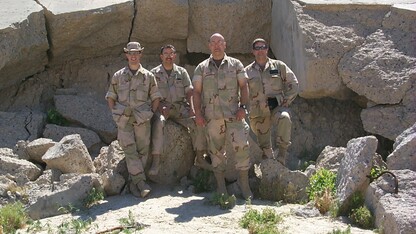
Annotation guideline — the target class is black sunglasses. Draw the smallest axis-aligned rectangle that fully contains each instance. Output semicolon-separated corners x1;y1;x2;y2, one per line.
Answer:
253;45;268;50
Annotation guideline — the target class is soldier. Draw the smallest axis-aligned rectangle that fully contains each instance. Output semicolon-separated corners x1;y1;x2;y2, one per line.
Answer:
106;42;162;198
245;38;299;165
148;44;212;175
193;33;252;199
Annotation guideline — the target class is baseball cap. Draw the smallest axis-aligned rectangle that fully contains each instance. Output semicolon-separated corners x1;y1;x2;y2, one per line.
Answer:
252;38;268;49
124;42;144;52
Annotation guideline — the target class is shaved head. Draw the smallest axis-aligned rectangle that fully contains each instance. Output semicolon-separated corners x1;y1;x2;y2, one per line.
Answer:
209;33;225;43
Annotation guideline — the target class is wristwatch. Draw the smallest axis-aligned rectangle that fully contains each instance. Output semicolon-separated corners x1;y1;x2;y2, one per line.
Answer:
239;104;248;114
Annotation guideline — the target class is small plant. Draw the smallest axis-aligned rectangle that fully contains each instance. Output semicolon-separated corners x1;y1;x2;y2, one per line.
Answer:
117;210;145;232
349;206;374;229
369;165;387;181
327;225;351;234
26;220;44;233
307;168;336;214
47;108;68;126
209;193;236;210
58;203;80;214
192;170;214;193
83;187;105;208
239;208;282;234
57;217;93;234
0;201;29;233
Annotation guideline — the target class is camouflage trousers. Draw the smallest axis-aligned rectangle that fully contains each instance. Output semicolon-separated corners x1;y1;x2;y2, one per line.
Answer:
206;118;250;172
151;112;207;155
249;107;292;158
117;116;150;183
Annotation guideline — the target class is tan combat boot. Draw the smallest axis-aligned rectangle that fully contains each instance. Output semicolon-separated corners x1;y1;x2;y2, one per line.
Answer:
238;170;253;200
277;146;288;166
213;171;227;195
149;154;161;176
137;180;151;198
130;180;151;198
194;151;213;171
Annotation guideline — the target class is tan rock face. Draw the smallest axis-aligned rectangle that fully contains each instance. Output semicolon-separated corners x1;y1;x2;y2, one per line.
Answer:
187;0;271;54
0;1;48;89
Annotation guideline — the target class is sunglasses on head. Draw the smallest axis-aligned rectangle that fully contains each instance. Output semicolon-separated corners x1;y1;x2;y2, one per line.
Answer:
127;51;142;55
253;45;268;50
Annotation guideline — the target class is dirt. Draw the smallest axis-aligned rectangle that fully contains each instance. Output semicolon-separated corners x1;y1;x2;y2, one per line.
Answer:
19;183;376;234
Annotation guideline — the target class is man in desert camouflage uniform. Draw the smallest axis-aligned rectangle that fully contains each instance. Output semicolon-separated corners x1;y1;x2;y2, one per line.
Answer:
148;44;211;175
193;33;252;199
245;38;299;165
106;42;162;198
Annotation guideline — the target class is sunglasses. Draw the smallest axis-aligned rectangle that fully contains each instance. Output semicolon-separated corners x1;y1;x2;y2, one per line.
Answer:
253;45;268;51
127;51;142;55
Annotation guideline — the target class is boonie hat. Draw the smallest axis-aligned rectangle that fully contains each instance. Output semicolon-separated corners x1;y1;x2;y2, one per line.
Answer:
124;42;144;52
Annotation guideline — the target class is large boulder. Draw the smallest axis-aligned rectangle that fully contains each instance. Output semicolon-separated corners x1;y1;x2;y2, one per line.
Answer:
42;134;95;174
43;124;102;153
336;136;378;213
366;169;416;234
0;111;45;149
256;159;309;203
0;155;42;183
15;138;56;163
93;141;128;195
0;0;48;90
27;173;102;219
387;123;416;171
147;121;195;184
54;95;117;144
188;0;271;54
38;0;134;64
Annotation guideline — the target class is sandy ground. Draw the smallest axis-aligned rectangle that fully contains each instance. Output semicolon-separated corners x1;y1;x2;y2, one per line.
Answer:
18;184;376;234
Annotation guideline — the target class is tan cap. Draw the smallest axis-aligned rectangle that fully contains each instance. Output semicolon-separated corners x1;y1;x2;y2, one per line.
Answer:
124;42;144;52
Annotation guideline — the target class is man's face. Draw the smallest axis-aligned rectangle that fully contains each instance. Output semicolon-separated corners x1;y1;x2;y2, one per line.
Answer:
252;42;268;60
125;51;142;66
208;35;226;57
160;48;176;66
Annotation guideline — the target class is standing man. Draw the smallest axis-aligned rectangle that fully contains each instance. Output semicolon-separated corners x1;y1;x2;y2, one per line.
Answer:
148;44;212;175
245;38;299;165
106;42;162;198
193;33;252;199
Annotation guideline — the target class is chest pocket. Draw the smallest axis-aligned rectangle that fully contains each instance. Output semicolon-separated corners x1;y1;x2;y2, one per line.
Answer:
156;76;169;99
134;78;150;102
269;68;284;92
117;82;130;103
173;74;185;101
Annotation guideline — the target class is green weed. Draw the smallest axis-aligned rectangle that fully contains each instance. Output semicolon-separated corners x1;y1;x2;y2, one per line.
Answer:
209;193;236;210
0;201;28;233
83;187;105;208
118;210;145;232
239;208;283;234
192;170;214;193
349;206;374;229
47;108;68;126
369;165;387;181
307;168;336;214
56;217;93;234
327;225;351;234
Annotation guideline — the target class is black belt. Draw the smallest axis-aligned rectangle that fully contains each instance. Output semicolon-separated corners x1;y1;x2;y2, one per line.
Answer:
267;97;278;111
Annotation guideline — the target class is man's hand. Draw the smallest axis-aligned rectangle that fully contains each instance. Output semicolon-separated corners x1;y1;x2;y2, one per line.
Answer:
236;108;246;121
194;113;206;127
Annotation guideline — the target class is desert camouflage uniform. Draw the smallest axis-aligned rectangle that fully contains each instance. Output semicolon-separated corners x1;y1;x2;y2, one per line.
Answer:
245;58;298;158
193;54;250;172
106;66;162;184
150;64;207;154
